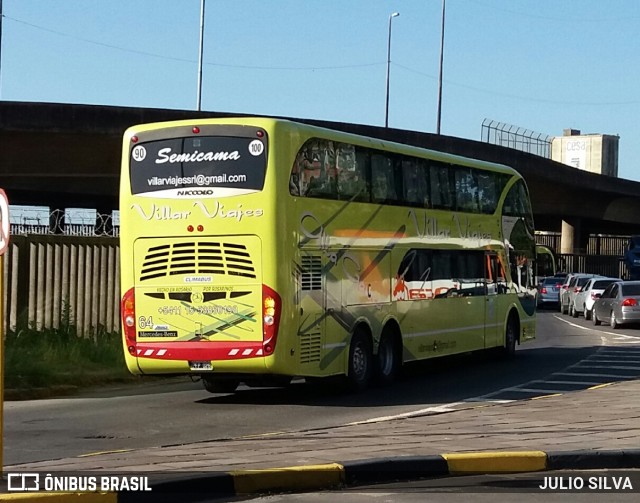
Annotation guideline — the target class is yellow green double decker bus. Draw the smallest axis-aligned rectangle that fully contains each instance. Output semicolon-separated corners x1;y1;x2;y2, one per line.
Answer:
120;117;537;393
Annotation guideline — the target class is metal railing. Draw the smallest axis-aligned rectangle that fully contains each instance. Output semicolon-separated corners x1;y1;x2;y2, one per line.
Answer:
9;209;119;237
481;119;552;158
536;232;630;278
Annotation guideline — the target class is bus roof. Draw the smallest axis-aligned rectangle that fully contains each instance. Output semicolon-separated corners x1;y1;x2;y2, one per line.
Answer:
125;116;521;178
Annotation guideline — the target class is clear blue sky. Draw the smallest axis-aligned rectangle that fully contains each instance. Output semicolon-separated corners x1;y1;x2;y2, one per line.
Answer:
2;0;640;182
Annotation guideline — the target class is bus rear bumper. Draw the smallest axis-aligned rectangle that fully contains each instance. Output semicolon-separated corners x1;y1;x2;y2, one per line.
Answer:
127;341;273;374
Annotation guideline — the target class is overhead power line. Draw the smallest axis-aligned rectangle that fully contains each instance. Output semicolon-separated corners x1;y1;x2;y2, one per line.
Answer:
4;14;383;71
5;13;640;106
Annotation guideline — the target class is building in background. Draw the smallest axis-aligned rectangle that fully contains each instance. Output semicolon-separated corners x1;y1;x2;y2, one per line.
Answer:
551;129;619;177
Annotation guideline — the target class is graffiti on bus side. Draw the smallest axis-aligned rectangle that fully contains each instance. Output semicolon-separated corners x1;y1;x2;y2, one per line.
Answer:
299;211;360;283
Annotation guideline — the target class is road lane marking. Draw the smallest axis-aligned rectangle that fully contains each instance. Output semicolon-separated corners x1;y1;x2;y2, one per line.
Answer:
555;371;638;378
538;380;604;385
78;449;133;457
344;402;467;425
346;316;640;427
553;314;640;340
573;364;640;370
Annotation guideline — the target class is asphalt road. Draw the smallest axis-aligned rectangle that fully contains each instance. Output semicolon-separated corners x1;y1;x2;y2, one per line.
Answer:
5;311;640;466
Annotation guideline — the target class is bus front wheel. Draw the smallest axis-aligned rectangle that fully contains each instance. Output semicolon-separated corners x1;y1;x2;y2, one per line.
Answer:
347;330;373;392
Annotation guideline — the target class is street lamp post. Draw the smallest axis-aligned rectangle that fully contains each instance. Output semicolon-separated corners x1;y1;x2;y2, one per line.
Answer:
436;0;445;134
196;0;206;111
385;12;399;128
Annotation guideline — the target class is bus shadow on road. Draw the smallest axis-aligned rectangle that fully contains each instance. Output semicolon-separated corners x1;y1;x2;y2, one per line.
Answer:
193;345;638;408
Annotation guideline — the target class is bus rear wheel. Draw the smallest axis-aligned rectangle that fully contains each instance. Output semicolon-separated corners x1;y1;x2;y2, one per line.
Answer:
201;376;240;394
346;330;373;392
375;331;401;386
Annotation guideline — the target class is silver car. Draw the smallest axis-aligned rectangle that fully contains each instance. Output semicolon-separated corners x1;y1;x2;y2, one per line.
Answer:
562;274;600;316
537;276;562;309
572;277;621;320
592;281;640;328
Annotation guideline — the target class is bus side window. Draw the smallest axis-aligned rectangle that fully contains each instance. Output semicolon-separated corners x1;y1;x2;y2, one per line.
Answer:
338;147;369;201
306;141;338;198
487;253;507;294
290;146;314;196
401;158;430;208
371;154;397;203
430;162;454;210
477;172;498;214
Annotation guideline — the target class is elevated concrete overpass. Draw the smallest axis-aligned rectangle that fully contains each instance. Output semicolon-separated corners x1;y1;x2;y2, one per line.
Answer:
1;101;640;251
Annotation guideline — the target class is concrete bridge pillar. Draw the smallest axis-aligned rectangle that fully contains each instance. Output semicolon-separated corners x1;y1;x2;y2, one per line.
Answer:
561;219;588;254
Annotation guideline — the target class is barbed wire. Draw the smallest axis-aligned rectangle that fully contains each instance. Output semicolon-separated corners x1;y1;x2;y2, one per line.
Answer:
9;209;119;237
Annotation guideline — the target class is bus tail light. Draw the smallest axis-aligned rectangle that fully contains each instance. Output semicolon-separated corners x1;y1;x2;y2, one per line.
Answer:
622;298;638;307
262;284;282;355
121;287;137;355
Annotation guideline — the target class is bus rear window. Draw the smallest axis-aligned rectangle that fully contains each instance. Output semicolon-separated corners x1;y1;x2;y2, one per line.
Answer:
129;136;266;195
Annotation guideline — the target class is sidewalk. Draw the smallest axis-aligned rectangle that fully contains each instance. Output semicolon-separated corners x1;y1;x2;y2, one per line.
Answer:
4;377;640;499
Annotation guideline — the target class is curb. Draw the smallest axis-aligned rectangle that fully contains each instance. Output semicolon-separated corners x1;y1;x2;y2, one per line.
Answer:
3;449;640;502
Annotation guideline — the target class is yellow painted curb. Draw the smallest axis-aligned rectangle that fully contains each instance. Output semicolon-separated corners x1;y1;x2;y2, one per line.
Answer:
231;463;345;494
0;493;116;502
443;451;547;474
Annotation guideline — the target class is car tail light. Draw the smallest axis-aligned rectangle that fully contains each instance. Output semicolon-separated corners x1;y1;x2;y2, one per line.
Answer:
540;287;548;294
262;284;282;355
556;283;562;288
622;298;638;307
573;287;580;293
591;292;598;300
121;287;137;355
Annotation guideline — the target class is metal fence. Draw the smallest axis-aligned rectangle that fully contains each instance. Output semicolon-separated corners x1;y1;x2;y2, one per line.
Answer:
536;232;630;278
535;232;630;257
557;254;628;279
481;119;552;158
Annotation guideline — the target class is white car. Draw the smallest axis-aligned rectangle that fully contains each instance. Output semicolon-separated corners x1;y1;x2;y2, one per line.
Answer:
572;277;621;320
562;273;600;315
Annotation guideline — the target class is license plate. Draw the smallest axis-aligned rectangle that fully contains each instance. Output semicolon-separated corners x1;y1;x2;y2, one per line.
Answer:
189;361;213;370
